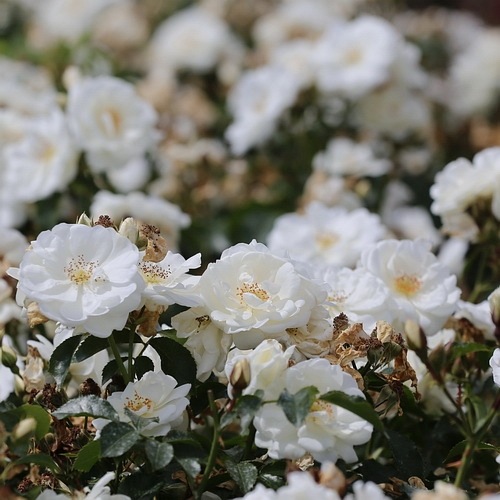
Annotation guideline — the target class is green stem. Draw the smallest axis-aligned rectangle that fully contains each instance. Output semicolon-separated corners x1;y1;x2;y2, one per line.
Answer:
196;390;221;499
243;424;256;461
454;393;500;487
108;334;130;384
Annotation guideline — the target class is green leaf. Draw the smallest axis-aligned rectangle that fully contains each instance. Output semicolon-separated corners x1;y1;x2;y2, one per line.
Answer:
52;395;119;421
220;393;263;432
225;460;258;494
100;421;140;457
148;336;196;386
1;453;61;480
14;404;51;440
320;390;384;432
123;407;159;432
445;440;498;463
73;439;101;472
101;357;127;385
74;336;108;362
145;440;174;471
277;386;319;426
134;356;155;380
48;334;83;387
451;343;492;358
176;457;201;479
118;471;172;499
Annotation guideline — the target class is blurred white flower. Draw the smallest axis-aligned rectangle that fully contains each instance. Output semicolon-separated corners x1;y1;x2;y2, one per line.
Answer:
313;16;400;98
345;480;391;500
197;240;327;349
90;191;190;251
3;109;78;202
411;480;468;500
67;76;159;172
225;339;294;399
449;29;500;117
430;147;500;238
139;251;201;310
106;156;151;194
275;470;341;499
225;65;301;155
490;348;500;387
312;137;391;178
437;237;469;277
254;358;373;463
12;223;145;337
92;371;190;437
172;307;232;382
267;203;387;268
358;239;461;335
149;6;237;74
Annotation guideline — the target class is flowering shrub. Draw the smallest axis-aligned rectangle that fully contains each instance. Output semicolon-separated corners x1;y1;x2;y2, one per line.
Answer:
0;1;499;499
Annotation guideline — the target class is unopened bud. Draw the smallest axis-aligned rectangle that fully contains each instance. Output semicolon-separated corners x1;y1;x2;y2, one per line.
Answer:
12;417;37;440
119;217;140;245
229;358;251;397
1;344;18;371
76;212;93;226
27;301;49;328
405;320;428;359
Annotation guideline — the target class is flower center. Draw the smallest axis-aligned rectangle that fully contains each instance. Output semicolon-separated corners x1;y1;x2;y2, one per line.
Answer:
344;47;363;65
64;255;99;285
309;399;336;423
125;391;153;412
100;107;123;137
140;262;171;285
393;274;422;297
237;282;269;302
316;232;339;251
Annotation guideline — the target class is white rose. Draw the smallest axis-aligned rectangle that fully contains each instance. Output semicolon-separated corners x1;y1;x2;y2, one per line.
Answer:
197;240;327;349
490;348;500;387
67;76;159;172
92;371;190;437
12;223;145;338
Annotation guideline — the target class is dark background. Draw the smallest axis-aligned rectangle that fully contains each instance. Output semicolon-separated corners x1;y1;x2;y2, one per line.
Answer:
407;0;500;24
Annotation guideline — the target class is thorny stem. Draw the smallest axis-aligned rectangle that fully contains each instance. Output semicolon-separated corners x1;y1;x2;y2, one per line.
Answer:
108;334;130;384
196;390;221;500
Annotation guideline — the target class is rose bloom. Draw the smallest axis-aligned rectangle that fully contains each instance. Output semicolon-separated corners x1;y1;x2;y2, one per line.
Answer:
197;240;327;349
490;348;500;387
67;75;159;172
92;371;190;437
139;251;201;311
313;15;400;98
11;223;145;338
345;481;391;500
411;481;468;500
254;358;373;463
267;202;387;268
357;239;461;336
3;109;78;203
172;307;232;382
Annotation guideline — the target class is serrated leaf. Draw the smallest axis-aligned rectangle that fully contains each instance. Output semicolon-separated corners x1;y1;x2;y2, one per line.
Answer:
48;334;83;387
118;471;171;499
74;336;108;363
148;336;196;386
123;407;159;431
134;355;154;380
52;395;119;421
14;404;51;440
100;421;140;457
73;439;101;472
258;473;285;490
225;460;258;494
176;457;201;479
145;440;174;471
102;357;127;385
320;390;384;432
277;386;318;426
220;394;263;432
